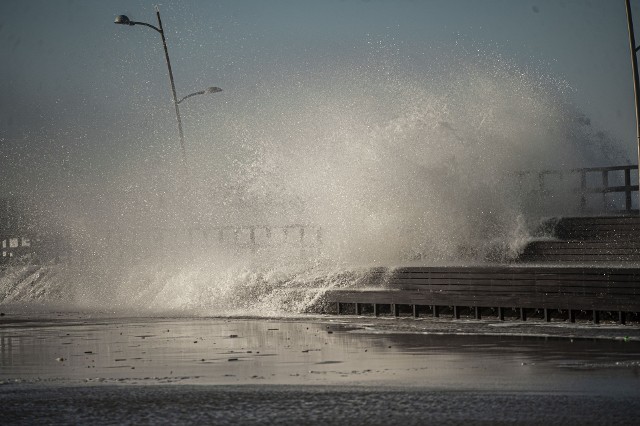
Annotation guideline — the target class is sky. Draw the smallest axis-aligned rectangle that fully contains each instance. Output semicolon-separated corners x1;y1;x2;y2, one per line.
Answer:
1;0;640;201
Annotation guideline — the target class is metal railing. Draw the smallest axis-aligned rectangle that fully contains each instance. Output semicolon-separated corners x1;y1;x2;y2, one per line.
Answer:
2;164;639;263
516;164;639;214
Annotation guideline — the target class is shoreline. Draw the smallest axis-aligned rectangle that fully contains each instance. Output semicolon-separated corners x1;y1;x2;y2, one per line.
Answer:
2;315;639;423
2;309;639;341
2;315;640;386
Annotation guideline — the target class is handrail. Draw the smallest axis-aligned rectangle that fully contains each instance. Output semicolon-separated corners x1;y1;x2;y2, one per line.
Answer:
515;164;638;213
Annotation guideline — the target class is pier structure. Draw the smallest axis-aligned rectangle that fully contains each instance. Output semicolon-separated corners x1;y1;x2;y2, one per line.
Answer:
326;215;640;324
325;164;640;323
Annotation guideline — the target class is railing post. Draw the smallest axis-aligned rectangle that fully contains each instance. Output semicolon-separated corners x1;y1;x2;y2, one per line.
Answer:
602;170;609;210
538;172;545;196
580;171;587;212
625;168;633;212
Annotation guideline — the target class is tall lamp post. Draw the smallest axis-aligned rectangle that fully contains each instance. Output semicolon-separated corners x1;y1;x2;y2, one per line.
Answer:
114;7;221;169
625;0;640;205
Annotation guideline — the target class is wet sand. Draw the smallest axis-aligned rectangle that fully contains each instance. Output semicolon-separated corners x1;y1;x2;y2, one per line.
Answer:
2;313;640;424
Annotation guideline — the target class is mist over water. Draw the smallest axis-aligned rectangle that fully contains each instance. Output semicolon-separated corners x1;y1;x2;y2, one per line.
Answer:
1;47;629;315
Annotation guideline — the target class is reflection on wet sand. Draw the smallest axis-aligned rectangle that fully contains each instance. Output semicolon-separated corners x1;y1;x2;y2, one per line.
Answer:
1;317;639;395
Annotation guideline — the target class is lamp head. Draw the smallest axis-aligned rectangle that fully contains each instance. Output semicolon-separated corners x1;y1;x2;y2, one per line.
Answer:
114;15;133;25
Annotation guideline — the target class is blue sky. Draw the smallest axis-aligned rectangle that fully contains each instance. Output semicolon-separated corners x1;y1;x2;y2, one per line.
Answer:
1;0;639;196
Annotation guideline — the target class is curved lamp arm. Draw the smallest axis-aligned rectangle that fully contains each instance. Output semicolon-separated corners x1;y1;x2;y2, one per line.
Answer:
114;15;161;33
177;87;223;105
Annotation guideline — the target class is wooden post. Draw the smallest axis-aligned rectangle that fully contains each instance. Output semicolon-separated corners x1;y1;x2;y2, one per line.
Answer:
412;304;419;318
592;310;600;324
520;308;527;321
392;304;400;317
474;306;481;320
374;304;379;317
453;306;460;320
619;311;627;325
569;309;576;323
355;303;362;315
432;305;439;318
544;308;551;322
336;302;341;315
498;307;505;321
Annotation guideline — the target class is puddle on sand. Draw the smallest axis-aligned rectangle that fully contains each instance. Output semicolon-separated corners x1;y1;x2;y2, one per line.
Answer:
0;317;639;394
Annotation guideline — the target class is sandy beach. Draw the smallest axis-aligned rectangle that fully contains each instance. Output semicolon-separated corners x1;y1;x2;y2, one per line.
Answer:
2;313;640;424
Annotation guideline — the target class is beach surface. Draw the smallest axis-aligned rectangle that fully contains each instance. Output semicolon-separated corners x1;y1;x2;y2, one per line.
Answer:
2;312;640;424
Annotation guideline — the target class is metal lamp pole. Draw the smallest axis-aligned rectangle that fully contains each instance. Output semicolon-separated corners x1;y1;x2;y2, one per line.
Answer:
625;0;640;205
114;7;221;168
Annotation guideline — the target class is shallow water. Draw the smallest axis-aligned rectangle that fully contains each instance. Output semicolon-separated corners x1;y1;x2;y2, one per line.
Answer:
2;315;640;424
2;316;639;392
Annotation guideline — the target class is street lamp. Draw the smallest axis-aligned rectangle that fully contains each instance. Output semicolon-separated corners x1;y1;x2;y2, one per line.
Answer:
114;7;221;168
178;87;223;105
625;0;640;204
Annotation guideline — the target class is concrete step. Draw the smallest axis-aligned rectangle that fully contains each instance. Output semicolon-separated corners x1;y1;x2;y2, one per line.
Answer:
519;240;640;262
323;266;640;321
553;216;640;241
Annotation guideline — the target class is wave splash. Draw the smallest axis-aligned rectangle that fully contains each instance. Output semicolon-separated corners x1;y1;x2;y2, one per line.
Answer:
2;48;627;315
